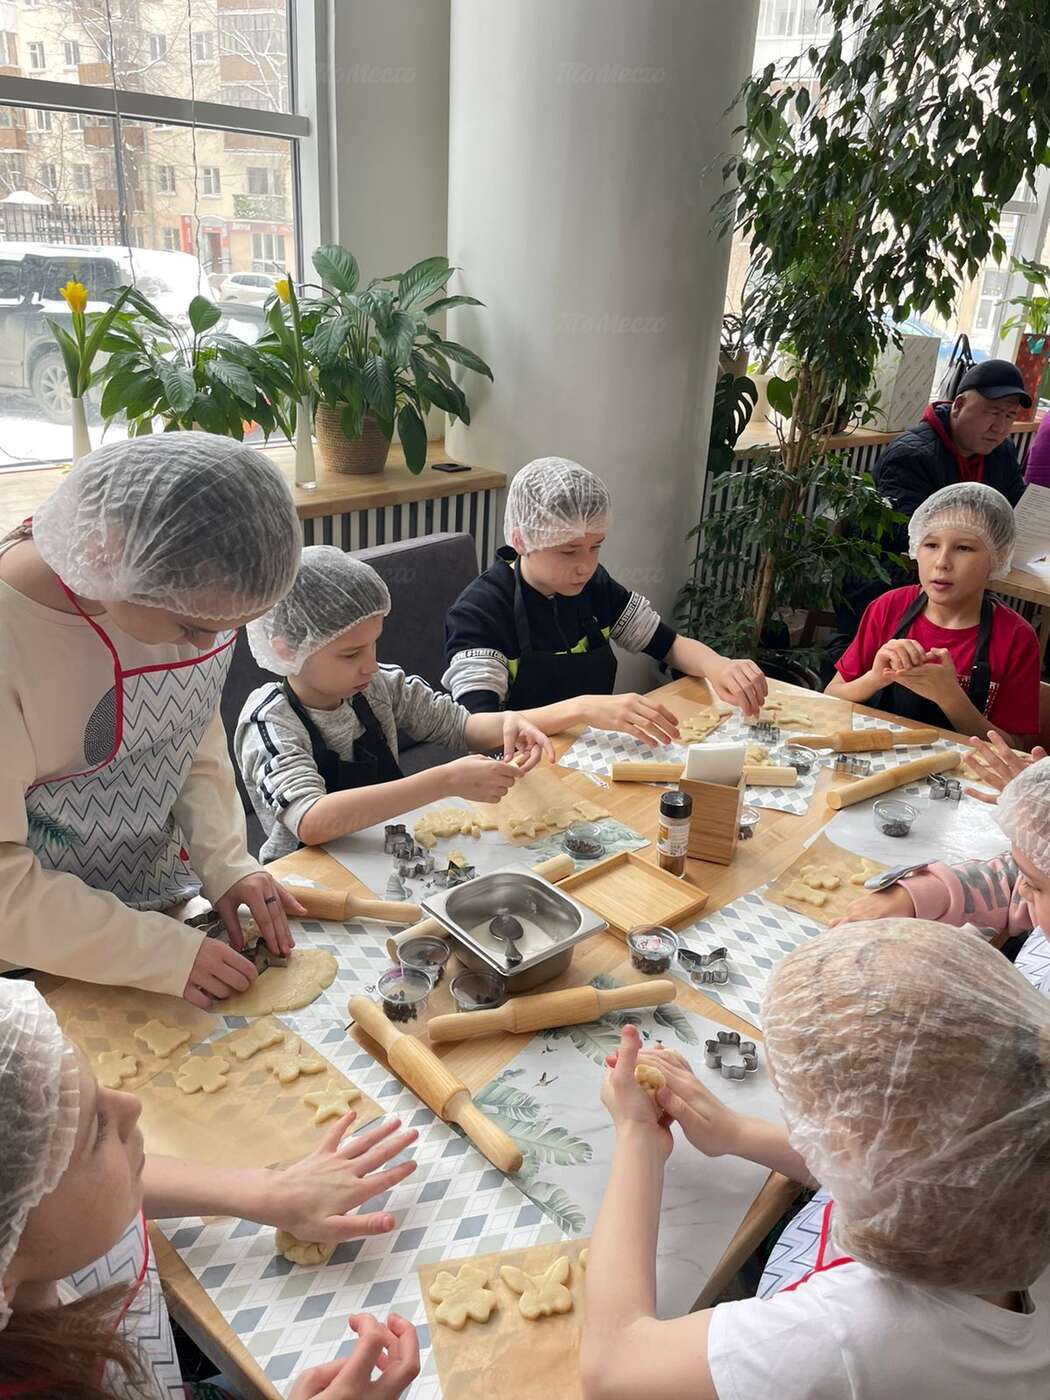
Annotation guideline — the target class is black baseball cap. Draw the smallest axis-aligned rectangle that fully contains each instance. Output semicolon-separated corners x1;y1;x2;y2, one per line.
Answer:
956;358;1032;409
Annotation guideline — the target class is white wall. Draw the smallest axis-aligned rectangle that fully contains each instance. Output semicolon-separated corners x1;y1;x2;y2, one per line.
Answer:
445;0;759;687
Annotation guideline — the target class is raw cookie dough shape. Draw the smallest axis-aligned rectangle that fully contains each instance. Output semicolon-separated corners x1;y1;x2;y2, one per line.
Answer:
265;1038;326;1085
579;1249;588;1271
500;1255;574;1320
134;1020;192;1058
798;866;841;891
303;1087;361;1123
429;1265;499;1329
219;947;338;1018
784;881;828;908
275;1230;337;1267
176;1056;230;1095
231;1021;285;1062
97;1050;138;1087
634;1064;666;1098
849;859;880;886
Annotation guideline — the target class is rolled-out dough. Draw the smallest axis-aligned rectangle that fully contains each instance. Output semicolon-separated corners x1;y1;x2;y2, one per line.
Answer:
500;1255;573;1320
275;1229;337;1267
429;1265;498;1329
218;948;338;1017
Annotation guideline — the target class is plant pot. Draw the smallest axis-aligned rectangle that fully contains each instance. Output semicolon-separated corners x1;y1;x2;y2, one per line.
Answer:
315;405;391;476
1015;334;1049;410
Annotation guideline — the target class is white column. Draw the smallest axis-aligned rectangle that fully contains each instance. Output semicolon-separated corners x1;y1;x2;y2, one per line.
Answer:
447;0;758;686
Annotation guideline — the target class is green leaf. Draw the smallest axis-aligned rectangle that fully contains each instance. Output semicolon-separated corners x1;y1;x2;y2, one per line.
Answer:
44;319;79;391
312;244;360;295
377;310;418;368
398;256;452;308
188;296;221;335
99;366;146;419
310;313;353;364
765;375;795;417
207;358;257;409
340;401;364;441
423;294;484;314
397;402;428;473
508;1122;593;1166
157;360;196;414
430;337;493;379
361;353;395;421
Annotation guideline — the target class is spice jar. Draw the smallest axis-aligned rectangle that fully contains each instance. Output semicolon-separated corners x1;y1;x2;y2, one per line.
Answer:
657;790;693;877
873;798;918;838
626;926;679;975
377;967;433;1022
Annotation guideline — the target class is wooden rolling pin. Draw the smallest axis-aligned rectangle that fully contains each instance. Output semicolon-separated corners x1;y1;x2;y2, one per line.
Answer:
384;852;575;959
825;750;960;810
349;994;523;1173
610;760;796;787
790;727;941;753
427;978;677;1044
279;884;421;925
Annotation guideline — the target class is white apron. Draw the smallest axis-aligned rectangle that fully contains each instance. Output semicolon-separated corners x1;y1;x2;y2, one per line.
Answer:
24;586;235;910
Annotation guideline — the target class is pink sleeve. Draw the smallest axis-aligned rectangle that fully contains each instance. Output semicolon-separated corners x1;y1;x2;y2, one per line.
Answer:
902;856;1033;937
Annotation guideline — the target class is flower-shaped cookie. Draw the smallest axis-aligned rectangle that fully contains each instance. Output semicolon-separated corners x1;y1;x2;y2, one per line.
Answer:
500;1255;573;1320
175;1056;230;1095
97;1051;138;1087
428;1265;498;1329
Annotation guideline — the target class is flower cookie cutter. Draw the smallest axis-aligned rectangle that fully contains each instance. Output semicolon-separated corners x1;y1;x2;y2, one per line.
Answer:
704;1030;759;1080
678;946;730;986
186;909;288;973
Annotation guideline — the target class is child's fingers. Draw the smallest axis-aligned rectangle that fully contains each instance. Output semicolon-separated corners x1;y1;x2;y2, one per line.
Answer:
320;1109;359;1152
611;1024;641;1082
339;1116;404;1159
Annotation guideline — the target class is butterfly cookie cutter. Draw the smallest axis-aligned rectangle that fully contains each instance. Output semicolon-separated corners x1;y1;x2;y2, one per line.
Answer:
927;773;962;802
704;1030;759;1080
677;946;730;986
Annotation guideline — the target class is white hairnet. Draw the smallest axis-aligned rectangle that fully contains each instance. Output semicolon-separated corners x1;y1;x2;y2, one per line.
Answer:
247;545;391;676
762;919;1050;1294
33;433;301;621
0;982;80;1330
997;755;1050;877
504;457;611;552
907;481;1015;579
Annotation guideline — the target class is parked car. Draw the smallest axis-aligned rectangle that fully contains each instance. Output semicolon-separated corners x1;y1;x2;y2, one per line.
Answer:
215;271;279;305
0;242;206;421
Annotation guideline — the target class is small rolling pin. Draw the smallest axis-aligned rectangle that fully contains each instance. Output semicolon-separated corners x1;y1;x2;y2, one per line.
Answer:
790;727;941;753
279;884;422;925
610;760;796;788
384;852;575;960
428;978;677;1044
349;994;523;1173
825;750;960;810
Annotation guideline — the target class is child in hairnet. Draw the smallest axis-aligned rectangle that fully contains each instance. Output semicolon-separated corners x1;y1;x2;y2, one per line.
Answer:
580;920;1050;1400
0;979;421;1398
237;546;556;863
442;457;767;745
835;755;1050;996
0;434;305;1008
826;481;1039;743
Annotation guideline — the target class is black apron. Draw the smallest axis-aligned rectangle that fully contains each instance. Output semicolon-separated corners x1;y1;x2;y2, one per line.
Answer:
282;682;403;793
505;560;618;709
869;590;994;729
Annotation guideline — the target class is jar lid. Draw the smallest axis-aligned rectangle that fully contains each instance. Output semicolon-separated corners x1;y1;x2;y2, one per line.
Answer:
660;789;693;819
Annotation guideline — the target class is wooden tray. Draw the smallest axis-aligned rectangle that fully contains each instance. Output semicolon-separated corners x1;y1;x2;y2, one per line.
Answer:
764;833;888;926
558;852;708;936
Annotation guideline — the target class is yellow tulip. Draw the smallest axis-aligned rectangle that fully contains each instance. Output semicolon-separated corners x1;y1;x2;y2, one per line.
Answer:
274;277;291;304
59;280;89;315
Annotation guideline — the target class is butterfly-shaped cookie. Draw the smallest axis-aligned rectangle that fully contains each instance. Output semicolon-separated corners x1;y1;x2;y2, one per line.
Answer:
499;1255;573;1320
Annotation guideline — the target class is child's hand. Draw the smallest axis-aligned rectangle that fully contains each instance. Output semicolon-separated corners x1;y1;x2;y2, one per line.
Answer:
639;1049;745;1159
583;693;680;746
289;1313;419;1399
182;938;257;1009
599;1026;673;1159
871;638;928;676
500;712;556;772
215;870;303;958
442;754;520;803
706;656;767;716
266;1115;418;1242
964;732;1046;803
891;647;960;703
827;882;915;927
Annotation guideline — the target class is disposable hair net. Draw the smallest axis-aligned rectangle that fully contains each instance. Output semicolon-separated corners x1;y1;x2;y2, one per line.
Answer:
0;982;80;1331
907;480;1015;579
997;755;1050;878
762;919;1050;1294
504;458;611;552
32;433;301;621
247;545;391;676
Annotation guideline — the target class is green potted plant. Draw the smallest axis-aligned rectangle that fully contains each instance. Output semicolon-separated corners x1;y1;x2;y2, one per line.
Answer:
682;0;1050;678
269;246;493;476
1001;256;1050;409
46;279;133;461
97;290;295;440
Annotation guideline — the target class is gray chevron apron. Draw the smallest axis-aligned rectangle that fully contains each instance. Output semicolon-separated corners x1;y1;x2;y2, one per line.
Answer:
24;584;235;910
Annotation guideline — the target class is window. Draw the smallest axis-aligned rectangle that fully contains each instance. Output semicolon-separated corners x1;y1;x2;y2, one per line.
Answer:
31;109;52;133
161;227;181;252
63;40;80;68
41;162;58;191
157;165;176;194
200;166;221;195
0;155;26;191
27;41;45;70
66;112;85;132
247;166;284;196
147;34;167;64
251;232;286;269
71;163;91;192
1;33;17;65
192;31;215;63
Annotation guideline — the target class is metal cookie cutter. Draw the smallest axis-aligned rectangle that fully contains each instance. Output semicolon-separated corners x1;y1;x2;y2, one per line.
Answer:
186;910;288;973
704;1030;759;1080
747;720;780;743
243;938;288;974
432;858;476;889
863;862;929;891
678;946;730;985
927;774;962;802
833;754;872;778
384;823;411;853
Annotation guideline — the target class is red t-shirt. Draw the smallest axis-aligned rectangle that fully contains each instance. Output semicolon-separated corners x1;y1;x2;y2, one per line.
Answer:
836;584;1040;734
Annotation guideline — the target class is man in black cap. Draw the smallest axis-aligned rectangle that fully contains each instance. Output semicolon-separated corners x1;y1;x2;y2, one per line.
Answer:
825;359;1032;671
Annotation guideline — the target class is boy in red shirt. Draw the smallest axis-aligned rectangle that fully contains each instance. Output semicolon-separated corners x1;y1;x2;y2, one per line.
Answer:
826;482;1039;745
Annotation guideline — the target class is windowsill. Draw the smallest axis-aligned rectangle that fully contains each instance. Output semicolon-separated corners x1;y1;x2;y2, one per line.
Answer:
735;416;1042;456
0;437;506;535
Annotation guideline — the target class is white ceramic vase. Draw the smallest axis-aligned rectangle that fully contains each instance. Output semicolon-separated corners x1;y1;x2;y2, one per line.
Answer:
294;395;317;489
71;395;91;463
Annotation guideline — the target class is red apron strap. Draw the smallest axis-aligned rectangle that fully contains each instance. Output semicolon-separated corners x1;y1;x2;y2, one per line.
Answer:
779;1198;855;1294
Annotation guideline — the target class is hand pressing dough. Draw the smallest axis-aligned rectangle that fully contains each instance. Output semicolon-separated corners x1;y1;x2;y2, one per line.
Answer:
97;1050;138;1087
218;948;338;1018
784;881;828;908
265;1038;326;1085
634;1064;666;1098
429;1265;499;1329
275;1230;337;1267
230;1021;285;1061
176;1056;230;1095
134;1020;192;1058
303;1087;361;1123
500;1255;574;1320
